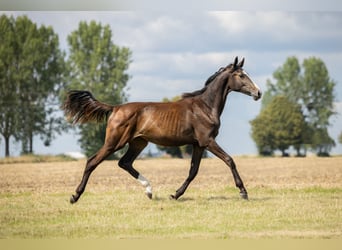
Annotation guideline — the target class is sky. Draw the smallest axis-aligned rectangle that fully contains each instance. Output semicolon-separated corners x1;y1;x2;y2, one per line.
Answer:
1;9;342;157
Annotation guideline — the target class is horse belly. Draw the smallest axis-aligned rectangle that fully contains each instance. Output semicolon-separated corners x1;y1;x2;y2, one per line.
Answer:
147;132;194;146
136;111;194;146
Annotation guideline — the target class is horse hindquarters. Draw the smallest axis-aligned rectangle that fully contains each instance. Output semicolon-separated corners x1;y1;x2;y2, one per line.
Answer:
71;110;137;204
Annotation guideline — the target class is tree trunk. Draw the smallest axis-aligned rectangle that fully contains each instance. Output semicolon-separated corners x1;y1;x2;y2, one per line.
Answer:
29;133;33;154
21;131;34;155
281;149;289;157
4;135;10;157
21;138;27;155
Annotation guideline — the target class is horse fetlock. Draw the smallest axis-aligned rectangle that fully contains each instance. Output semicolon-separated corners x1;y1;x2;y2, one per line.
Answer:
145;191;153;199
169;194;177;200
240;191;248;200
70;194;79;204
145;185;153;199
170;189;183;200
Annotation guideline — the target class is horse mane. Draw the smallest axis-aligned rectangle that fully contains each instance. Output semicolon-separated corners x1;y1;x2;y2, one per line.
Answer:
181;64;232;99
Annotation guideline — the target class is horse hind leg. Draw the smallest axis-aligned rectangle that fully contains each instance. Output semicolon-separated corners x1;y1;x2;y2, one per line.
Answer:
70;124;131;204
118;138;152;199
70;143;116;204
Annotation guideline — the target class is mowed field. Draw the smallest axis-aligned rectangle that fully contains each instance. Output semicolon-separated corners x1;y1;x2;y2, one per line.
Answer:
0;156;341;239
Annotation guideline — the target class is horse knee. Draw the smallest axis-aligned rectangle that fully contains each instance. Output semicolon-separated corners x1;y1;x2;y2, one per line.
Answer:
225;156;236;170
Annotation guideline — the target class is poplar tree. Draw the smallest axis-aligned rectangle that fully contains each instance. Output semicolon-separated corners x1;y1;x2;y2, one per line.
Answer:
0;15;65;156
64;20;131;157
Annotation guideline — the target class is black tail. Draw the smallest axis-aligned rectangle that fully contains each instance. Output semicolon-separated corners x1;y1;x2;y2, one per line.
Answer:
62;90;114;124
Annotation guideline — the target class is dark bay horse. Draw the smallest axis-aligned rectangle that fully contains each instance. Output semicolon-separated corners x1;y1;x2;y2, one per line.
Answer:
62;57;261;204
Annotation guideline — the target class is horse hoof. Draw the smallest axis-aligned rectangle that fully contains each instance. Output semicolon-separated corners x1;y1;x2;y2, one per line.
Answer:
146;192;152;199
169;194;176;200
240;192;248;200
70;195;77;204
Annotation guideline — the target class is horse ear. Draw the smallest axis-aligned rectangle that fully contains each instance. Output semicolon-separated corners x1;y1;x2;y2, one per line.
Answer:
238;57;245;68
233;56;239;68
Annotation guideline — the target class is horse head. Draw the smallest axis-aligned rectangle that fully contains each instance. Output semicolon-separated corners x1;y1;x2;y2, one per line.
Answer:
228;57;262;101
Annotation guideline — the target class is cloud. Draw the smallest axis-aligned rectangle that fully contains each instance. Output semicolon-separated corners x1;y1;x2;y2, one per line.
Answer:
128;51;256;102
209;12;342;52
131;51;237;79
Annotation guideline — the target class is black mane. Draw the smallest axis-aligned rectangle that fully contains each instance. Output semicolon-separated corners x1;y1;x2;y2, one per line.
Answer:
181;64;232;99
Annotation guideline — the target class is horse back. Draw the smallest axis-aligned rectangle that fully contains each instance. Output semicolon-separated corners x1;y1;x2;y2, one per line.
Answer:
109;99;195;146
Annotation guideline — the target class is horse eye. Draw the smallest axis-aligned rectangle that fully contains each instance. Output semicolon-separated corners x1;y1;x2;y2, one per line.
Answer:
240;74;245;79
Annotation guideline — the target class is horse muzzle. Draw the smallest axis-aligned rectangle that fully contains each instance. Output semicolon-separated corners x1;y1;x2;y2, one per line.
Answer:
253;90;262;101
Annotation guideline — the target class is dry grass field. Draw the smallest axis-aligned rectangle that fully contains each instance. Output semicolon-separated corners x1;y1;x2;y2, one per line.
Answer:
0;156;341;239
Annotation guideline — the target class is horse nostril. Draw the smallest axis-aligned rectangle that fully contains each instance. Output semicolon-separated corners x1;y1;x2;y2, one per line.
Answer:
258;90;262;98
253;90;262;101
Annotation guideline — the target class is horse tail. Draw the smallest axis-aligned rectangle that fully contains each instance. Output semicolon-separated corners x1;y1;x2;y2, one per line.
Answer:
62;90;114;124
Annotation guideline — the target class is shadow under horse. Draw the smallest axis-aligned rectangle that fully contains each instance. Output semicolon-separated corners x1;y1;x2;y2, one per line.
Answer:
62;56;262;204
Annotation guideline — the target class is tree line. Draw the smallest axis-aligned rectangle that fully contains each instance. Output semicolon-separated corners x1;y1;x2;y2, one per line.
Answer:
250;56;337;156
0;15;131;157
0;15;65;156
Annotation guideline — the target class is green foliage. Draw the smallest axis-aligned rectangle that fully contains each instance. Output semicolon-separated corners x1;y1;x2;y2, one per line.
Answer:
0;15;65;156
302;57;336;129
0;15;18;156
312;128;336;156
254;56;336;156
63;20;131;157
251;96;306;156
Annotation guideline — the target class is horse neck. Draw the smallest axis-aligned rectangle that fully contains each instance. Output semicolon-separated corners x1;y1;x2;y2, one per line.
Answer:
200;74;231;117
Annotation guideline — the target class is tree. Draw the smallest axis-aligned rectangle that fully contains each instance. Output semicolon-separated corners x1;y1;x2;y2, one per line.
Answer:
251;96;307;156
250;111;275;156
260;56;336;156
263;56;301;108
0;15;65;156
63;20;131;157
16;16;65;154
302;58;336;128
0;15;18;157
339;131;342;144
311;128;335;156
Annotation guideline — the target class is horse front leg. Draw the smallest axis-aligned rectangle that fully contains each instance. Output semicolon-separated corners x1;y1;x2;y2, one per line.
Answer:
170;144;204;200
207;140;248;200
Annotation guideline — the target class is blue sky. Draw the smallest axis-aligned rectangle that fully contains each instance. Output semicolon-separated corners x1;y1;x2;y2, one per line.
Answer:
1;11;342;156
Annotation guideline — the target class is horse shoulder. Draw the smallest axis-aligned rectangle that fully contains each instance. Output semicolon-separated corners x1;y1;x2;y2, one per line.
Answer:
190;99;221;147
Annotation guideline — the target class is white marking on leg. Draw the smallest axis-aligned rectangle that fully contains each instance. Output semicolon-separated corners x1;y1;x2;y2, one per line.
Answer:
145;185;152;195
138;174;152;197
